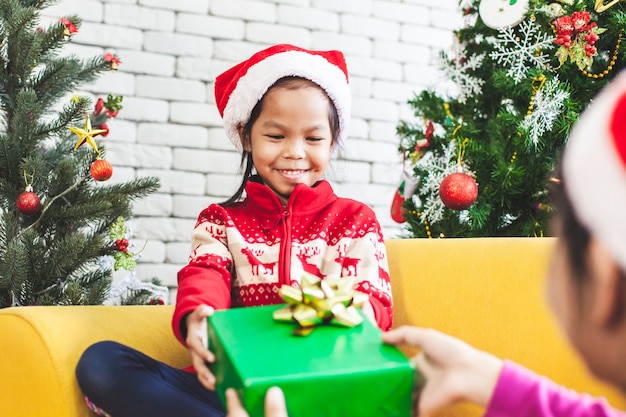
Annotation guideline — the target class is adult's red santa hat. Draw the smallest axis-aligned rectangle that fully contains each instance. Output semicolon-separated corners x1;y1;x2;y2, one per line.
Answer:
562;71;626;271
214;44;351;152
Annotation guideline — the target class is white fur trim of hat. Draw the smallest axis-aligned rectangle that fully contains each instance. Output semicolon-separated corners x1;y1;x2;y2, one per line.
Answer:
562;71;626;272
214;44;351;152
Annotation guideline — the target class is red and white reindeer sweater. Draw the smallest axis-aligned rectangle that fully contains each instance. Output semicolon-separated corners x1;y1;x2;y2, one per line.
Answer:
173;177;394;345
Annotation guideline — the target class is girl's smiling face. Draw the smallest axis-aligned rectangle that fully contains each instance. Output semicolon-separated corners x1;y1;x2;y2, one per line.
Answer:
244;82;335;205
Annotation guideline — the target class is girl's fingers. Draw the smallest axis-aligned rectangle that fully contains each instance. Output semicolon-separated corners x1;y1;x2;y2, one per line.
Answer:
225;387;289;417
226;389;248;417
265;387;289;417
191;353;216;390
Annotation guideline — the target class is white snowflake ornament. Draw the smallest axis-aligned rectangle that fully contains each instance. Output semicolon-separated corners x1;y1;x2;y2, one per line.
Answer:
489;18;555;84
522;77;570;148
441;41;486;103
108;273;170;304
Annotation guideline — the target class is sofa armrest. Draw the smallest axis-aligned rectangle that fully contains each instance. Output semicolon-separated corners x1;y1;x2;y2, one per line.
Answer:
386;237;626;416
0;305;189;417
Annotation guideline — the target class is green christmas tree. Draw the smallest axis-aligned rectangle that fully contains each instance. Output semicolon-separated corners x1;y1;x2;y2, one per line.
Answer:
0;0;160;307
395;0;626;238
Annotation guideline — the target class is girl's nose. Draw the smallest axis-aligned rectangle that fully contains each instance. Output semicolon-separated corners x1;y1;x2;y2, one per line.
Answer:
283;138;305;159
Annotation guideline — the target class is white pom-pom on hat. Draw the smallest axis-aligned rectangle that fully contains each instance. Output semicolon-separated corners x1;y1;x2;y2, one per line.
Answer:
214;44;351;152
562;71;626;272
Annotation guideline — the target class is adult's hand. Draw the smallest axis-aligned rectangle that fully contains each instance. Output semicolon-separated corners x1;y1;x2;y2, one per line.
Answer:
382;326;503;416
185;304;217;390
226;387;289;417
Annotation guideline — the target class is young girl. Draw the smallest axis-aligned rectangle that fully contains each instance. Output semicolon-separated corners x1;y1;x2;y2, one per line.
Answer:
226;70;626;417
76;44;394;417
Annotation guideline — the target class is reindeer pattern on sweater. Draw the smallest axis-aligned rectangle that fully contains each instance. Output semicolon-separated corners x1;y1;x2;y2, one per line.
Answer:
173;178;394;338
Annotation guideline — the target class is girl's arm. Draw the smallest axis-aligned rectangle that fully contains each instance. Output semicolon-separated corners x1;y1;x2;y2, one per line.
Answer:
172;204;234;345
347;211;393;331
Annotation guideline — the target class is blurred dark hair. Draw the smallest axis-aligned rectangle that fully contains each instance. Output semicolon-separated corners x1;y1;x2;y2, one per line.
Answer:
549;163;591;283
221;76;340;206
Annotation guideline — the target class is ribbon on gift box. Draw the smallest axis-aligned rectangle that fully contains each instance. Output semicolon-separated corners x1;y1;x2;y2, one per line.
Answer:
273;274;369;336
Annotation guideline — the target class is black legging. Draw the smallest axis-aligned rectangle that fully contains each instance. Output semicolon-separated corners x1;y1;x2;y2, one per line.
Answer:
76;341;225;417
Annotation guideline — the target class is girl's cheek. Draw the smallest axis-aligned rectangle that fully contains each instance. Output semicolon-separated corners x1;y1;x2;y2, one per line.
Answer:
546;243;570;330
552;244;586;350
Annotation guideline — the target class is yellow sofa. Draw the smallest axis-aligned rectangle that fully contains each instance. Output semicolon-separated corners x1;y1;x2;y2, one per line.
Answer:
1;238;624;417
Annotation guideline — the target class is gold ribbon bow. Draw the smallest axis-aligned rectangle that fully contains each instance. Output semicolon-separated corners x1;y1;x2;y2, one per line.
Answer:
273;274;369;336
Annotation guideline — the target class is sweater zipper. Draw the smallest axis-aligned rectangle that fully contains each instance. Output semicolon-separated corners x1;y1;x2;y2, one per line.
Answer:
280;208;291;286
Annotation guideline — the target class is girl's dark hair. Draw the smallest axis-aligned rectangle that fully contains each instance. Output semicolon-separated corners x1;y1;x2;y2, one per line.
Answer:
549;163;591;283
221;76;340;206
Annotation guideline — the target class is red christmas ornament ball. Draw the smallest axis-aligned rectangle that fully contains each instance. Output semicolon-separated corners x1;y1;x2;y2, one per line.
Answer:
16;189;41;215
90;159;113;181
439;172;478;210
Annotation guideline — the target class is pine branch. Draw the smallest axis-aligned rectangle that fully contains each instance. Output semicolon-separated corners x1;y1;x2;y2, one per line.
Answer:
34;95;88;137
37;15;81;61
0;225;31;306
23;0;59;8
15;174;87;240
29;57;96;110
1;2;40;106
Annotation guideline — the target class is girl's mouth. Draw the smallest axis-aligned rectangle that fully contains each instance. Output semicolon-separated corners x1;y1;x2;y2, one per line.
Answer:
277;169;308;178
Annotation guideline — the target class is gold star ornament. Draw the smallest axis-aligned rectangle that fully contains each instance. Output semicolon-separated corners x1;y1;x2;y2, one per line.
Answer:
69;113;107;152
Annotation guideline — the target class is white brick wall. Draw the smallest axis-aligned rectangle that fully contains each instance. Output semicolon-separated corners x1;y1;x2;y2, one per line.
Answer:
43;0;463;296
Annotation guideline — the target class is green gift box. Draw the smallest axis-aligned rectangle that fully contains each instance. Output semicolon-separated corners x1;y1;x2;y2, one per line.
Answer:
207;304;415;417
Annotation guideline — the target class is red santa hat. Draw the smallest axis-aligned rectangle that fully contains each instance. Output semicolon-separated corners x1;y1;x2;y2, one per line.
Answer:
214;44;351;152
562;71;626;271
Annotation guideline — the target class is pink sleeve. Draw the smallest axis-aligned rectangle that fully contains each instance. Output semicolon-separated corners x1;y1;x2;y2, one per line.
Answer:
485;360;625;417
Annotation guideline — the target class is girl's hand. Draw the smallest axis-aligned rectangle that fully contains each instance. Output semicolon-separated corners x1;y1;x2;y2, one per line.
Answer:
382;326;503;416
185;304;217;390
226;387;289;417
